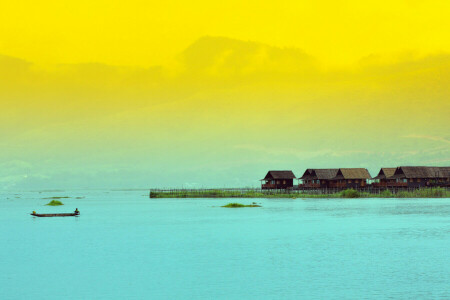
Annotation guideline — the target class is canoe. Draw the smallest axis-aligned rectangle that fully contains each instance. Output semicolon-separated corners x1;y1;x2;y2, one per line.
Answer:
31;212;79;217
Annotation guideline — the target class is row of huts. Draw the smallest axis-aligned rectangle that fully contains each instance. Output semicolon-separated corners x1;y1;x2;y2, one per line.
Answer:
261;166;450;190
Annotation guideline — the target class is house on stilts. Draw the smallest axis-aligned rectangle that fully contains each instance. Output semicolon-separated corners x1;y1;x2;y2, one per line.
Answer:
328;168;372;189
372;168;397;188
261;170;296;189
391;166;450;188
298;169;338;189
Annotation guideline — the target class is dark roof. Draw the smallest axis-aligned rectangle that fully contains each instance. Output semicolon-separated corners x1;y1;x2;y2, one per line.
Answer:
332;168;371;180
299;169;338;180
431;167;450;178
315;169;339;180
263;170;296;180
393;166;450;179
372;168;396;180
299;169;314;180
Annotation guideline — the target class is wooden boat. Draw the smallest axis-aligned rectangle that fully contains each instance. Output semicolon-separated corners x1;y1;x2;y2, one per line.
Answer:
31;212;80;217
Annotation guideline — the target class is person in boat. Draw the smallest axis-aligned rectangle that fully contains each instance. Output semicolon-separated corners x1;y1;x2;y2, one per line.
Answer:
32;211;36;215
74;208;79;215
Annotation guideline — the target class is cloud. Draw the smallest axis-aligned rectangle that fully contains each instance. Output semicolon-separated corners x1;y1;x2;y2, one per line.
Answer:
0;160;32;177
422;158;450;164
0;54;32;73
1;36;450;189
0;160;33;189
179;36;317;77
1;36;450;94
234;144;375;159
402;134;450;144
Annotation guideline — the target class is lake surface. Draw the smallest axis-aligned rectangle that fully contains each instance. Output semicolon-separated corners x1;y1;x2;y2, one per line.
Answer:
1;190;449;299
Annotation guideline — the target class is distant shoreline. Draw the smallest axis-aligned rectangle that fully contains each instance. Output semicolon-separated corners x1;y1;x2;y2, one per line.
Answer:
149;188;450;199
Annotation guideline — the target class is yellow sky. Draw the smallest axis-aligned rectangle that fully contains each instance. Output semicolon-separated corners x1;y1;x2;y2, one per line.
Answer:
1;0;450;67
1;0;449;189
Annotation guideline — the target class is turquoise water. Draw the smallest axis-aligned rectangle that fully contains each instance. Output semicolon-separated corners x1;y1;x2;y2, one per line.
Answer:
1;190;449;299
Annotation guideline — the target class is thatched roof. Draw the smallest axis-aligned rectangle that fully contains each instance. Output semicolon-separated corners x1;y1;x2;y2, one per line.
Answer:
299;169;338;180
299;169;314;180
372;168;396;180
315;169;339;180
393;166;450;179
433;167;450;178
332;168;371;180
262;170;296;180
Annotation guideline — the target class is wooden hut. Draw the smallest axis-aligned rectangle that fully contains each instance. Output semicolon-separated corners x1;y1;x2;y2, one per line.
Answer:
431;167;450;187
391;166;450;188
261;170;296;189
329;168;371;189
298;169;338;189
372;168;397;188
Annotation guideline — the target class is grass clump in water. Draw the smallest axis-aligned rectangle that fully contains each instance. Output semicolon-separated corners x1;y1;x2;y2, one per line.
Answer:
380;190;394;198
394;187;447;198
46;200;64;206
222;202;261;208
340;189;360;198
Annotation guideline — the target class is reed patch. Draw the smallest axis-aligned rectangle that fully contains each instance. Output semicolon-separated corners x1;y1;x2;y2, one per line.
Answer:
46;200;64;206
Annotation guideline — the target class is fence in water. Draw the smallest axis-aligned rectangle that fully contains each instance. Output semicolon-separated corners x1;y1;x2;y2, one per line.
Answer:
149;187;450;198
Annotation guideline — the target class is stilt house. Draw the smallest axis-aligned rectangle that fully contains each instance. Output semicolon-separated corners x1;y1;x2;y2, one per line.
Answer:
372;168;396;188
298;169;338;189
329;168;372;188
391;166;450;188
261;170;296;189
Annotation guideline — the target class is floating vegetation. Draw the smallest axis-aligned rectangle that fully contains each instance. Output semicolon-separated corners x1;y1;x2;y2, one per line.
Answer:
380;190;394;198
340;189;360;198
75;197;85;199
46;200;64;206
222;202;261;208
394;188;447;198
42;196;70;200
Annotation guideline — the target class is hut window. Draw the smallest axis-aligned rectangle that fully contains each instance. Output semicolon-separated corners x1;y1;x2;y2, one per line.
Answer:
417;178;421;182
283;180;286;184
348;180;352;183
